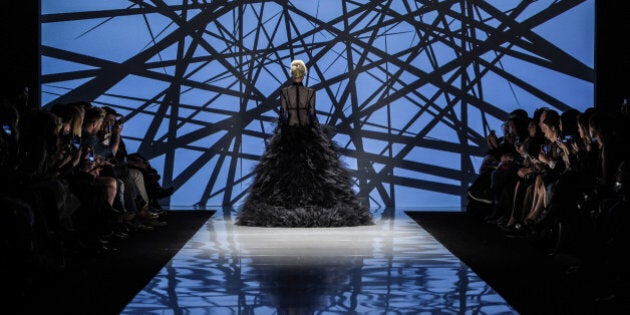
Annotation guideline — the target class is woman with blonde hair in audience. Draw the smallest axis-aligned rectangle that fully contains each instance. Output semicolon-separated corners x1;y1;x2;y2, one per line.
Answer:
50;103;85;172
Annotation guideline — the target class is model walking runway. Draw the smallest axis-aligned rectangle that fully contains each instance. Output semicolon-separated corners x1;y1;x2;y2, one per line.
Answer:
236;60;373;227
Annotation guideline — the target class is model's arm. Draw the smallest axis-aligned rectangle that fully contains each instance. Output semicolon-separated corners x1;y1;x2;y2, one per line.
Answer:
307;89;319;127
279;89;288;124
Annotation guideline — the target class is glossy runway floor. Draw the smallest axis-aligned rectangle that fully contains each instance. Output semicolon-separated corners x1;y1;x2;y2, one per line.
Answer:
121;210;517;314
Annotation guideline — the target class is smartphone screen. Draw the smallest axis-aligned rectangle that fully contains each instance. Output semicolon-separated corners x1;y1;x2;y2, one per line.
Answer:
72;137;80;149
2;124;11;135
87;151;95;163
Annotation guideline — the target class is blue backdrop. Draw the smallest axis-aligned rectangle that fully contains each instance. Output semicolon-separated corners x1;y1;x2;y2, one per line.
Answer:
40;0;595;210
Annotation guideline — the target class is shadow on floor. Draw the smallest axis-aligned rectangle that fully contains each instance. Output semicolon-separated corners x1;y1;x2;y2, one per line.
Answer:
406;211;630;315
3;210;214;315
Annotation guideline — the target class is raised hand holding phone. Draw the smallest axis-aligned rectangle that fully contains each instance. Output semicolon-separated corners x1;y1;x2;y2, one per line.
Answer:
86;144;95;164
72;136;80;149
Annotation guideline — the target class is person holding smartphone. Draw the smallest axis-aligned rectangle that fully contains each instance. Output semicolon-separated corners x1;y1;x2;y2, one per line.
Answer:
538;111;566;172
523;109;567;227
96;108;123;157
49;103;86;172
81;107;118;196
0;102;19;168
96;106;165;226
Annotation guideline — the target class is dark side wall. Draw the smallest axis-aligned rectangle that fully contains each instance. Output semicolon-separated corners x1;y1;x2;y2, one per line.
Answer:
596;1;630;111
1;1;628;112
0;2;38;107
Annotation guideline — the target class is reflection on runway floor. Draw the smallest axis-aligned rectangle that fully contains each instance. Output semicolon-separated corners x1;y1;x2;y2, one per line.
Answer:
121;209;517;314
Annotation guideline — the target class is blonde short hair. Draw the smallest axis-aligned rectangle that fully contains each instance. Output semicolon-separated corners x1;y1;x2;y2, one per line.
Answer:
290;59;307;79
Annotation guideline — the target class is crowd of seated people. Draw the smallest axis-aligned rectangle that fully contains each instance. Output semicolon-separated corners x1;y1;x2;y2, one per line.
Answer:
467;103;630;302
0;94;174;298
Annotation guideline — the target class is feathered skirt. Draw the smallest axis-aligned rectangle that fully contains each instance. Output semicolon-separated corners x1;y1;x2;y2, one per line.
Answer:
235;124;373;227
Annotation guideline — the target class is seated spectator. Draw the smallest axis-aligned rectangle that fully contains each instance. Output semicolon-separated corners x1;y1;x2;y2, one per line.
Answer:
127;152;174;210
1;93;173;301
468;110;525;219
98;106;166;227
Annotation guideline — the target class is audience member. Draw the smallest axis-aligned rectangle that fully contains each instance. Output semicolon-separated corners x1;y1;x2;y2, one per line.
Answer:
467;103;630;303
1;97;173;302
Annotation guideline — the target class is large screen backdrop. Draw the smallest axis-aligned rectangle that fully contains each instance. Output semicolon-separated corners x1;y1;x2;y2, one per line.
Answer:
40;0;594;210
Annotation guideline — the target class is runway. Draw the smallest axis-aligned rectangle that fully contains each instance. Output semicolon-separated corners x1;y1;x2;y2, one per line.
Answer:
121;210;516;314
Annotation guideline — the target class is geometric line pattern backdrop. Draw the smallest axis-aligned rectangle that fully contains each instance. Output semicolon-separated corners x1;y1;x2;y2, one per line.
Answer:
40;0;594;209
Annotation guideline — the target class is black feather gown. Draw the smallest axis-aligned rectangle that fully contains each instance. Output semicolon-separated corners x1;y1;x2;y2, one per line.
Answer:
235;82;373;227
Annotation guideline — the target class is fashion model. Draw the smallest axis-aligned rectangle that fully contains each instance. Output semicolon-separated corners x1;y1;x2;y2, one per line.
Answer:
235;60;373;227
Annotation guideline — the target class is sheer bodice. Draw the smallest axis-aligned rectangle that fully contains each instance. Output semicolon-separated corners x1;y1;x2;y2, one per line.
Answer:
280;82;316;126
